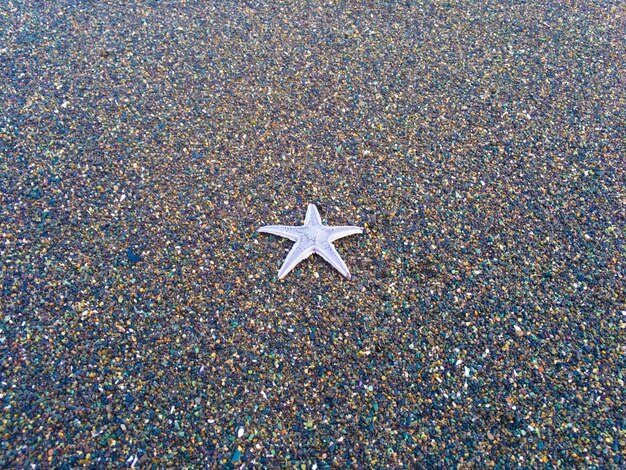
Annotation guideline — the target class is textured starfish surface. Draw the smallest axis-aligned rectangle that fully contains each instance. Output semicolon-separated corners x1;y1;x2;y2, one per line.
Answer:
258;204;363;280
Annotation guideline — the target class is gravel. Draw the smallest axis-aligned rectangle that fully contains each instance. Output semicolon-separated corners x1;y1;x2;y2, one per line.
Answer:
1;0;624;467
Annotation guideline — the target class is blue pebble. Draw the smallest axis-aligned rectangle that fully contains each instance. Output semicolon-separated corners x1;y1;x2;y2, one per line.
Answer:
127;248;141;264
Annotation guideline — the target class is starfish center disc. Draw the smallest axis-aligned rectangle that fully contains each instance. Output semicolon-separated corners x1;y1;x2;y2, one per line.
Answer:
313;231;328;245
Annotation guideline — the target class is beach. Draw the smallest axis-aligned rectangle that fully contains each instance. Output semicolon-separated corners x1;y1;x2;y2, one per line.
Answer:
1;0;624;467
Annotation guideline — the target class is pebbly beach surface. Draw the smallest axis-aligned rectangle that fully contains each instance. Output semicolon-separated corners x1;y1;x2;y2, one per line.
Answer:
1;0;625;467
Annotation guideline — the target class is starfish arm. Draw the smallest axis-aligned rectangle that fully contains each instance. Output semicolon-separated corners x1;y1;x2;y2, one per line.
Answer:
326;225;363;242
277;241;314;279
304;203;322;226
257;225;300;242
316;242;353;280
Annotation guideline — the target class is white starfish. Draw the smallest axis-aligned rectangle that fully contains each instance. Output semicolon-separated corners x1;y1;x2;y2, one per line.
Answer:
258;204;363;280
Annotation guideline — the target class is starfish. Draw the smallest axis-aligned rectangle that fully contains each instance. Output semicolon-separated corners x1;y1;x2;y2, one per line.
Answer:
258;203;363;280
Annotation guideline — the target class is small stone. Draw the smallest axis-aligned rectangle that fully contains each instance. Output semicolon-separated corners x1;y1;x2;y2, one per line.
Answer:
127;248;141;264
